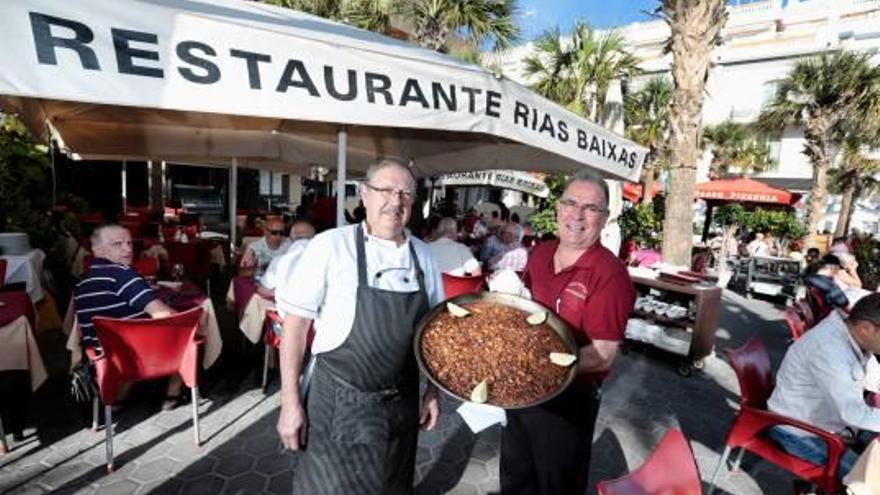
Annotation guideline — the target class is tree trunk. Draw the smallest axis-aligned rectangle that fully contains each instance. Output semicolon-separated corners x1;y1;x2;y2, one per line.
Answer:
595;83;608;125
414;20;449;52
660;0;727;268
641;162;656;205
833;178;856;238
802;119;832;236
844;182;861;235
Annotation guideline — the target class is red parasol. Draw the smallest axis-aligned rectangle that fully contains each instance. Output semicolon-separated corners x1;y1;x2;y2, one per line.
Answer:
695;178;800;205
622;182;662;203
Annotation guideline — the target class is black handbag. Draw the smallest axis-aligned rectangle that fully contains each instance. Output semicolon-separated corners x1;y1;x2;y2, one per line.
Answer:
69;359;97;404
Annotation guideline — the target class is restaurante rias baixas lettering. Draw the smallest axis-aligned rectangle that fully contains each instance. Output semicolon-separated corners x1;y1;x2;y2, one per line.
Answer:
24;10;642;171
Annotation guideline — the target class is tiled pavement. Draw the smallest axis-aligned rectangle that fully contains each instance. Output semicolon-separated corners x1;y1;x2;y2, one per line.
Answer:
1;289;795;494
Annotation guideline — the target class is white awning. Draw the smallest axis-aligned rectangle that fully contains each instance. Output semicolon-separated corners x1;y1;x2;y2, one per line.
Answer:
0;0;646;181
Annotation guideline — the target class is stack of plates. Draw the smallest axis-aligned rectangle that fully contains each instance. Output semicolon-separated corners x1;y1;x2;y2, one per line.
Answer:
0;232;31;255
625;318;663;344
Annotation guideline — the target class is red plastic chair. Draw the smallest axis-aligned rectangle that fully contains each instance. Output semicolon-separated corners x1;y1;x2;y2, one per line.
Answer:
792;299;815;330
783;307;806;341
806;287;832;323
262;310;283;391
166;242;211;285
161;225;178;243
232;275;258;321
706;338;845;495
89;307;204;471
131;257;158;278
183;225;199;240
441;273;487;298
261;310;315;392
118;219;143;238
597;429;702;495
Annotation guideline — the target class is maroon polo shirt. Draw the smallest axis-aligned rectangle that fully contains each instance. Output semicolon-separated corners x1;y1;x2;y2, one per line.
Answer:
523;240;635;384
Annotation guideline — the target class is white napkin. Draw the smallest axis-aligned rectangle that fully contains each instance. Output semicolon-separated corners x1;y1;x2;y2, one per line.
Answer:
488;269;531;299
456;402;507;433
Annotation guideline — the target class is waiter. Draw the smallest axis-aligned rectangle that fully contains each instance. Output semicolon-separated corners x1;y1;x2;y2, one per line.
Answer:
501;170;636;494
276;159;445;494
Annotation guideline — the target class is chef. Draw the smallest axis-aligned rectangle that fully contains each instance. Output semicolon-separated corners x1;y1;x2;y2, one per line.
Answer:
275;159;445;494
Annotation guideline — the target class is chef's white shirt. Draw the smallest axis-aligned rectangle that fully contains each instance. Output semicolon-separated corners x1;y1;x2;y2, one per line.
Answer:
275;223;445;354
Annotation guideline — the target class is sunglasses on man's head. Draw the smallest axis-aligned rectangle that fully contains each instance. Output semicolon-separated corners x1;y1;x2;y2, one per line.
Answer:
269;230;284;236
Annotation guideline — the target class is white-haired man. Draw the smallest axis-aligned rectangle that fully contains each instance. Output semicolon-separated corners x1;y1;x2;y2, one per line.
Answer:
276;159;444;494
428;217;481;276
74;224;181;408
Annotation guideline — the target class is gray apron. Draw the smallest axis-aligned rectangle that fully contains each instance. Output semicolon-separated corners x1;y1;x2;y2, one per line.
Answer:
293;225;430;495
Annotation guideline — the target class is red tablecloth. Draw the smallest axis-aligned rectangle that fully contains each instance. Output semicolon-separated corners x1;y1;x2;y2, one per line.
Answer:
0;291;35;329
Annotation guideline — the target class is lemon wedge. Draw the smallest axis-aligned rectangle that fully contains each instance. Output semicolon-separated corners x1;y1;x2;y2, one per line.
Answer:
526;311;547;325
470;379;489;403
549;352;577;367
447;302;471;317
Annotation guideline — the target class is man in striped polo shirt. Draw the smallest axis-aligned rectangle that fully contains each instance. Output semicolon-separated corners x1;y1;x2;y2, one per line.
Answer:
74;224;178;406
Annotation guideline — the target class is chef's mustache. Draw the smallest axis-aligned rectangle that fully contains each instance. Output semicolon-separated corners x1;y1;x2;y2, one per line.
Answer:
380;204;407;216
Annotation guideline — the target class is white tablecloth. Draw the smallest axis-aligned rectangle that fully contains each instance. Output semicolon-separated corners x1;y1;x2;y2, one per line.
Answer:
225;282;274;343
240;295;275;343
0;315;48;391
2;249;46;302
64;299;222;371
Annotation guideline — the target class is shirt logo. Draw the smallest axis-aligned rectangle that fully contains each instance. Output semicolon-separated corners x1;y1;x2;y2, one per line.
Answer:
563;282;588;301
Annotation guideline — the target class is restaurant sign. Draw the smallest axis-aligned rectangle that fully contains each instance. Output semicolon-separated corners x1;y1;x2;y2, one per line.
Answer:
440;170;549;198
697;191;785;203
0;0;647;182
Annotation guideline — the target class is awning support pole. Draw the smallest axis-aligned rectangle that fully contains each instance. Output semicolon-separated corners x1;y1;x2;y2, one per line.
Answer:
336;126;347;227
147;161;153;210
121;160;128;215
230;158;238;258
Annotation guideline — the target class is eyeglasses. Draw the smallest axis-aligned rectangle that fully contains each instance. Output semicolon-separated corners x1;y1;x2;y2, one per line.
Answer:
268;230;284;236
364;183;415;205
558;199;609;216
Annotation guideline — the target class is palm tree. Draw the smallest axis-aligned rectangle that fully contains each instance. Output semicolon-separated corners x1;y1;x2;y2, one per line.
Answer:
259;0;395;32
522;28;577;111
703;121;773;179
758;51;880;237
405;0;519;53
523;22;640;123
624;77;673;204
260;0;518;60
658;0;728;267
587;30;641;125
830;137;880;237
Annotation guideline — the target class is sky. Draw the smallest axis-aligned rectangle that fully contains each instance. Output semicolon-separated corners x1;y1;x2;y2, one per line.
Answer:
515;0;659;44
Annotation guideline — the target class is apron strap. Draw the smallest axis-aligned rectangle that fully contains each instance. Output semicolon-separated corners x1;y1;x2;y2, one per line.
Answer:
355;224;368;286
408;241;426;293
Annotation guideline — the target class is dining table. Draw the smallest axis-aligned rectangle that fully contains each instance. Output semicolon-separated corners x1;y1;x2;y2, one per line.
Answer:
63;280;223;370
1;249;46;302
225;275;275;344
0;291;47;391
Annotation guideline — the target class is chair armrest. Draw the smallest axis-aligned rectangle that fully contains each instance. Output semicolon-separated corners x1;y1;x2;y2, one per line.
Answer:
85;346;105;362
266;310;284;325
737;406;845;479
